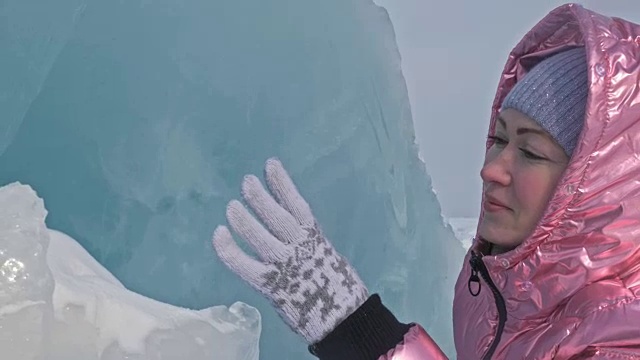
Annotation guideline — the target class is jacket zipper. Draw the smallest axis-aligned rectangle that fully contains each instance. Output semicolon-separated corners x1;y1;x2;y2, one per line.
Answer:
468;251;507;360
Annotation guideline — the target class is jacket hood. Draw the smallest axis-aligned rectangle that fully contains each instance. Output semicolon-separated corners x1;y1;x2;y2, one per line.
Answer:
453;4;640;358
475;3;640;285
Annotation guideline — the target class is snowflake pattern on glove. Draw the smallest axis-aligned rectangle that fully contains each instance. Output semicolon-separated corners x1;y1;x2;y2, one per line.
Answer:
261;222;367;333
212;158;369;343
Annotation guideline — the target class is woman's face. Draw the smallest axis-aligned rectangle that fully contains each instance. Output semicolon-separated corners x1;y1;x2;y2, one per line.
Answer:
478;108;571;253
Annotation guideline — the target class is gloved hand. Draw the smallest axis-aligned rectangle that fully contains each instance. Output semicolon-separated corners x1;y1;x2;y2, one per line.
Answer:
212;158;369;344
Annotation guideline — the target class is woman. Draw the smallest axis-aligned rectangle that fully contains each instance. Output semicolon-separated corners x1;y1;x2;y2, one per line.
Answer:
212;3;640;359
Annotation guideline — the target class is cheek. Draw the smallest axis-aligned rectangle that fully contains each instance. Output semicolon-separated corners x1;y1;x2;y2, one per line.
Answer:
514;171;559;214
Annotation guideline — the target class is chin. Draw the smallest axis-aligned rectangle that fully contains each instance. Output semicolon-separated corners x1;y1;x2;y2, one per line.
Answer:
477;220;522;250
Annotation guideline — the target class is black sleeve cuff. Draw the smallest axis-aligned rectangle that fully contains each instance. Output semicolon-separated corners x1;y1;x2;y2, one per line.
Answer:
308;294;412;360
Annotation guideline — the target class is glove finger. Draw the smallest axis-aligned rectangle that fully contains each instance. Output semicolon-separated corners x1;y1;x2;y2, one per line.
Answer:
264;158;315;227
212;225;271;288
226;200;290;263
241;174;305;244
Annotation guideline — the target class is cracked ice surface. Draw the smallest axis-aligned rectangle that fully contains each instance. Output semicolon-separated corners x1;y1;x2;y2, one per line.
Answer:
0;0;465;357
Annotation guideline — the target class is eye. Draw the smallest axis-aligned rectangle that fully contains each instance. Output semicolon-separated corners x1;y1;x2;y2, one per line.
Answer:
487;135;507;147
520;148;546;160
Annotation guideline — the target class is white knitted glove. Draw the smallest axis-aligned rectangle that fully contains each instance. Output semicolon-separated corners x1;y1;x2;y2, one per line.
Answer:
212;158;369;344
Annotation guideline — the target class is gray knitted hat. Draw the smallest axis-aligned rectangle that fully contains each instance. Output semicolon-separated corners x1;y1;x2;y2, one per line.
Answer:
501;47;588;156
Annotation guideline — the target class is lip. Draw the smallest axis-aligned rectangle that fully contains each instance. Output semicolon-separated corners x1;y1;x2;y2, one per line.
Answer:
483;195;511;212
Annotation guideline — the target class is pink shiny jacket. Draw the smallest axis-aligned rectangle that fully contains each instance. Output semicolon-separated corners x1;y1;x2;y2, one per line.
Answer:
381;3;640;359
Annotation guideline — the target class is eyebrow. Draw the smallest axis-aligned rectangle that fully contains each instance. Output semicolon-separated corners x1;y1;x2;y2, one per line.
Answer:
497;116;553;139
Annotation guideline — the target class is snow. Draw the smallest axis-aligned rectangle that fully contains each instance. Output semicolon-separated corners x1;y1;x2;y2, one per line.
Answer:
446;218;477;250
0;183;260;360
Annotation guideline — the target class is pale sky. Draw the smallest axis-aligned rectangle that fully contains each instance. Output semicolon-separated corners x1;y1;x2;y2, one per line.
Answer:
374;1;640;218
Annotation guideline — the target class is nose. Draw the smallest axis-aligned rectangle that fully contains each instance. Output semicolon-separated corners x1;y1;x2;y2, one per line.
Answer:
480;150;512;186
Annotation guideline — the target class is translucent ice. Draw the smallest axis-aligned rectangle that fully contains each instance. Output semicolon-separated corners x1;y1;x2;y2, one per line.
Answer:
0;183;260;360
0;0;465;357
